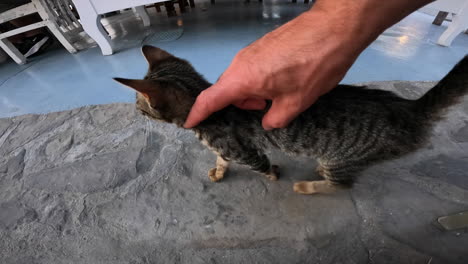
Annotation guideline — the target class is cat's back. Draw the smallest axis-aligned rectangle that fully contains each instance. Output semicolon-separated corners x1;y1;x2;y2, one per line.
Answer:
317;84;407;108
300;84;414;121
281;84;428;157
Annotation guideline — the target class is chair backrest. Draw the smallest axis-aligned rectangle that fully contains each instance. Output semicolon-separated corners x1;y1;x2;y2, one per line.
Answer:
40;0;82;32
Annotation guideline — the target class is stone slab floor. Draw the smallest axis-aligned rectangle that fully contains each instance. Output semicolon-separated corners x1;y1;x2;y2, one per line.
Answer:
0;81;467;263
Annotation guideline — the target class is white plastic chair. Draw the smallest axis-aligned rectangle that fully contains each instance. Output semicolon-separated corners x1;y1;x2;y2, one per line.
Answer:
0;0;81;64
72;0;167;56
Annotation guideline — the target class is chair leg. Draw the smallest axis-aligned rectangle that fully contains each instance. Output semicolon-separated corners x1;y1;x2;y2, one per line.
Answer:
0;39;27;64
211;0;215;5
45;21;77;53
132;6;151;27
155;4;162;12
164;2;177;17
189;0;195;8
178;0;186;13
304;0;309;3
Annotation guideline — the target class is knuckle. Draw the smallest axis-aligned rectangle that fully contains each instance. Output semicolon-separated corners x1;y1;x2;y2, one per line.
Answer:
289;102;302;113
289;96;307;113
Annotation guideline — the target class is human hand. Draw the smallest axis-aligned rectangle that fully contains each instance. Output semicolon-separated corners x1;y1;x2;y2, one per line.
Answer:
184;0;433;130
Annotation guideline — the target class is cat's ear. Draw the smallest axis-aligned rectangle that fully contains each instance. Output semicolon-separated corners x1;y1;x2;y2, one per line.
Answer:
113;78;155;98
141;45;173;67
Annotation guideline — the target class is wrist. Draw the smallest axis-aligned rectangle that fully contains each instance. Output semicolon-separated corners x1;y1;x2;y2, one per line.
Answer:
306;4;378;49
304;0;434;50
297;8;371;62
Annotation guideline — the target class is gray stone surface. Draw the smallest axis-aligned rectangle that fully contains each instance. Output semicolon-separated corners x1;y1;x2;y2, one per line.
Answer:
0;81;467;264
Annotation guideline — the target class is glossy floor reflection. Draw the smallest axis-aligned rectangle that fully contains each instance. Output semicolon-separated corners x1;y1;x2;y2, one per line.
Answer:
0;0;467;118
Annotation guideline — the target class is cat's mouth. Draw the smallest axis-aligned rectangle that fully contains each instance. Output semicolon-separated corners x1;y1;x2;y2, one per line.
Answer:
138;109;151;116
138;108;165;122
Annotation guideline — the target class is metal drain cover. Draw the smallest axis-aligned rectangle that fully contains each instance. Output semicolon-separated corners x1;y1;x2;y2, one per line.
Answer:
143;27;184;43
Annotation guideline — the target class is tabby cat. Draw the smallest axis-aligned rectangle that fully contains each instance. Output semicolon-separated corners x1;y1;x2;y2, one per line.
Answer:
114;45;468;194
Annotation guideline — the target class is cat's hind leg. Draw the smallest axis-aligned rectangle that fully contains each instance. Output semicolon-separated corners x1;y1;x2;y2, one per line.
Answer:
316;164;326;178
293;162;358;194
318;159;367;185
293;180;342;194
208;156;229;182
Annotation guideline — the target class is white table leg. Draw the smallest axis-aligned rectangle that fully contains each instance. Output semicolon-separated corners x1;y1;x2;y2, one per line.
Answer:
132;6;151;27
437;1;468;46
0;39;27;64
72;0;113;55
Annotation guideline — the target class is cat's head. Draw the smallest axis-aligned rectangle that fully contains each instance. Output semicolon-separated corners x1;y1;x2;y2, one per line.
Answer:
114;45;210;127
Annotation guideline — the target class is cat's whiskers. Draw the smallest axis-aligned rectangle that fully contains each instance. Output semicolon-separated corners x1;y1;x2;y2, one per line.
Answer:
149;118;154;143
144;117;150;146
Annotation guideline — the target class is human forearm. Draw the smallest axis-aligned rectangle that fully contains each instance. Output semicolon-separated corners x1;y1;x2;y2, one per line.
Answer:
185;0;435;129
307;0;435;50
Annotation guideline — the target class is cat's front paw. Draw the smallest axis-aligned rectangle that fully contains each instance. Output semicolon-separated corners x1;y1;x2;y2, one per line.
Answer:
208;168;226;182
208;168;218;182
265;165;280;181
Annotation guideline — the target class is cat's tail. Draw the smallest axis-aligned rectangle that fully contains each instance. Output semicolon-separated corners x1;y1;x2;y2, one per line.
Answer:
416;55;468;118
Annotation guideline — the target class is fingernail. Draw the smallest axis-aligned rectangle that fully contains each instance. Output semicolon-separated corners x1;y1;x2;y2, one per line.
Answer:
263;125;273;131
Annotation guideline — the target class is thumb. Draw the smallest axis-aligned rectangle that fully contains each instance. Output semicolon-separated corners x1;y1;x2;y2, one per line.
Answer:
261;96;304;130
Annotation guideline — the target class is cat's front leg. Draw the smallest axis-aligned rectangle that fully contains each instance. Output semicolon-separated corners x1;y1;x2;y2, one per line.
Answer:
234;150;279;181
203;136;279;181
208;156;229;182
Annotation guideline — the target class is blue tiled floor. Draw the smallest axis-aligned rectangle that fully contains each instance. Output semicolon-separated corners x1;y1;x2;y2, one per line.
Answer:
0;0;467;118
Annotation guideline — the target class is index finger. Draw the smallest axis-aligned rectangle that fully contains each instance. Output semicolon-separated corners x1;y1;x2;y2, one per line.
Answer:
184;81;239;128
